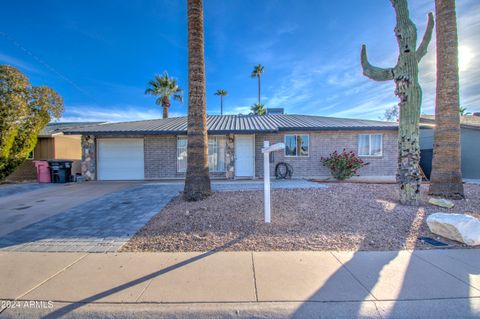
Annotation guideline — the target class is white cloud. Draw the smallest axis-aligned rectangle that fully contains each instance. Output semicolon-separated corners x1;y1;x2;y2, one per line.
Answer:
224;105;252;115
241;22;299;67
31;0;480;123
60;105;182;122
327;70;363;88
414;0;480;114
265;62;318;111
315;0;480;119
0;52;40;73
329;99;392;119
328;81;396;119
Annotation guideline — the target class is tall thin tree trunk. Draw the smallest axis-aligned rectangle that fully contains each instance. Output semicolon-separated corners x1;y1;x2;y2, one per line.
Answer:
257;76;261;104
429;0;464;199
360;0;434;205
184;0;211;201
220;96;223;115
161;96;170;119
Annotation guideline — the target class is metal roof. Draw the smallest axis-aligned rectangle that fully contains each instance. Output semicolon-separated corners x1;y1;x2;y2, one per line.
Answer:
63;114;398;135
39;122;106;137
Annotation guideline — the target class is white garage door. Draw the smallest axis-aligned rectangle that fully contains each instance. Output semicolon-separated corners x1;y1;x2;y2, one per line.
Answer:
97;139;144;180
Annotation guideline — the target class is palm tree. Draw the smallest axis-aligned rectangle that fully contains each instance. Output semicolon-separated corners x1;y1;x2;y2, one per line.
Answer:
214;89;228;115
429;0;464;199
145;72;183;119
184;0;211;201
251;102;266;115
459;106;467;115
251;64;264;104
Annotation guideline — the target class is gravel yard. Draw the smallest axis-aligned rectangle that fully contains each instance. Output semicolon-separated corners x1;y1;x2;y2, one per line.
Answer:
122;183;480;252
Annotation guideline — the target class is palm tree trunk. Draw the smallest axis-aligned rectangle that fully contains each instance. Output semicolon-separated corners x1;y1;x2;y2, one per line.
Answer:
257;75;261;104
220;96;223;115
161;96;170;119
429;0;464;199
184;0;211;201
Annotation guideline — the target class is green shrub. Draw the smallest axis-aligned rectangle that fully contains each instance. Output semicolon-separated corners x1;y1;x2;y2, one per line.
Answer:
321;149;367;180
0;65;63;181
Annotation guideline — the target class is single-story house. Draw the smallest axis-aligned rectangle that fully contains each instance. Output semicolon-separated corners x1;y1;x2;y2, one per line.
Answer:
420;114;480;179
63;114;399;181
6;122;104;182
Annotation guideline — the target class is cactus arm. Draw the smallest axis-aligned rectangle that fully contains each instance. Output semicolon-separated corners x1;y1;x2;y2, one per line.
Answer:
361;44;394;81
416;12;434;62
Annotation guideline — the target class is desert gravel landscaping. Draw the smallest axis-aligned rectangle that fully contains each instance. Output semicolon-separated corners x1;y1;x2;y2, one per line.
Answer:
122;183;480;252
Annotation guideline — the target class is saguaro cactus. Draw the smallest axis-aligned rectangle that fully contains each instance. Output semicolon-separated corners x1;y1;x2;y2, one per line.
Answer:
361;0;434;206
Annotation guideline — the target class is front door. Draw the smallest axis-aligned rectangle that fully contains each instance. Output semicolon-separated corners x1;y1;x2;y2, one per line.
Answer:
235;135;255;178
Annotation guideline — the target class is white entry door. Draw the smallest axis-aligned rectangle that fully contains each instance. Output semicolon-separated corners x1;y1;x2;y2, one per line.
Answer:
97;139;144;180
235;135;255;178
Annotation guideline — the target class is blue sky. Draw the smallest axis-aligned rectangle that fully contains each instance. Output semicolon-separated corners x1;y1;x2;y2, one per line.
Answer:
1;0;479;122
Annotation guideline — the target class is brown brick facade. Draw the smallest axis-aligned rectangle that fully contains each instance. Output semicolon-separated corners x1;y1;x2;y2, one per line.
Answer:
254;130;398;178
144;135;178;179
82;130;398;180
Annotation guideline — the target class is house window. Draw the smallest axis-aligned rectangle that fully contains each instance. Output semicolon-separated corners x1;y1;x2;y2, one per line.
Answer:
358;134;383;156
284;134;309;157
177;136;226;173
208;136;226;172
177;137;188;173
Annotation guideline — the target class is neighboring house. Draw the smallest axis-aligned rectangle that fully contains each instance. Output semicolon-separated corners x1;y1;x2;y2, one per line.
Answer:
6;122;104;182
420;115;480;179
64;114;399;181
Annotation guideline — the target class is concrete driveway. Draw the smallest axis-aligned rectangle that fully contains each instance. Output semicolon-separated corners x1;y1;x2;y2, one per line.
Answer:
0;182;183;252
0;179;324;253
0;182;131;237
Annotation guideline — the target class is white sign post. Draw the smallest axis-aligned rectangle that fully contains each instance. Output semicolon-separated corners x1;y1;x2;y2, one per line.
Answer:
261;141;285;223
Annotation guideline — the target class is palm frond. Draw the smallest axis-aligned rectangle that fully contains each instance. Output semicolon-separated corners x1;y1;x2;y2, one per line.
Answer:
214;89;228;96
145;71;184;109
173;94;183;103
251;64;264;78
250;102;266;115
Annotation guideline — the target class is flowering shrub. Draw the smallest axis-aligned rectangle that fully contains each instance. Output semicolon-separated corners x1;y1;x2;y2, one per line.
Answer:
321;149;366;180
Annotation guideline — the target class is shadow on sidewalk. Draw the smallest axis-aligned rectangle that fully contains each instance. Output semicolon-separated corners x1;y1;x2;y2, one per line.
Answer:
290;202;479;318
41;234;248;319
385;242;479;317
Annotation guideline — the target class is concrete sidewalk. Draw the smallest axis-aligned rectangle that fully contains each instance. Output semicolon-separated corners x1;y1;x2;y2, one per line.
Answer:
1;249;479;318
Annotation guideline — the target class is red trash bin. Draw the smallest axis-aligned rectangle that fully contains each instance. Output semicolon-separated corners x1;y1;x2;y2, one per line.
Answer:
33;160;51;183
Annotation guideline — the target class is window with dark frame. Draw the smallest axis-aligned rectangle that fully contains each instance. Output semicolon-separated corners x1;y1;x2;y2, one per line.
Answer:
284;134;309;157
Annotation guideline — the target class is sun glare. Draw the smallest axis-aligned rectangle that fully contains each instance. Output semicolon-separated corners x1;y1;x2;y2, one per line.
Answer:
458;46;474;72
